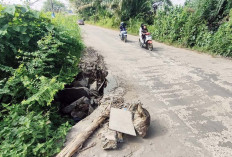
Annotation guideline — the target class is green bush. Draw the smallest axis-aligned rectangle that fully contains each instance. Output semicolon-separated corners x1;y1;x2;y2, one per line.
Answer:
127;18;141;35
150;6;231;57
210;9;232;56
0;5;83;157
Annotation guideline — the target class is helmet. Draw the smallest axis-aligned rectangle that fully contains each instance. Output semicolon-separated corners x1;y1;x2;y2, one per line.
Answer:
120;22;124;26
141;23;144;27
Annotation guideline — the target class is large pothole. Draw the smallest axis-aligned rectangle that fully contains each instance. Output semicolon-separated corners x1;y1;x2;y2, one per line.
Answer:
56;48;151;157
56;47;109;122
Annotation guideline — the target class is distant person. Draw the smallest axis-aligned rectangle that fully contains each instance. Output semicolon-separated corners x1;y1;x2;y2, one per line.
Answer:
142;25;148;44
142;25;148;33
120;22;126;31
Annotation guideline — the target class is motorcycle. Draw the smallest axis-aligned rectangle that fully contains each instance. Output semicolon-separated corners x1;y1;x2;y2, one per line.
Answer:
139;32;153;51
119;30;127;42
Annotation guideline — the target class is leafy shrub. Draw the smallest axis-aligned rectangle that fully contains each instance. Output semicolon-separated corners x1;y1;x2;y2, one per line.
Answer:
150;6;231;57
0;5;83;157
127;18;141;35
210;9;232;56
80;0;152;19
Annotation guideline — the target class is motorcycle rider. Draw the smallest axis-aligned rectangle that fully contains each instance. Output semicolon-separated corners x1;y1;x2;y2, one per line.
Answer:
139;23;153;50
119;22;126;38
120;22;126;31
141;25;149;44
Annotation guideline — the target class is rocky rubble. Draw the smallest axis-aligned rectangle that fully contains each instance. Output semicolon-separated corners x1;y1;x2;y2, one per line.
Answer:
98;88;151;150
129;101;151;138
56;48;151;156
57;47;108;122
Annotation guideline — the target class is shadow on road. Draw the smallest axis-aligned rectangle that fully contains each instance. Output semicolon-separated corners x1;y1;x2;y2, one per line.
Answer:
153;47;165;52
126;40;137;44
145;119;168;139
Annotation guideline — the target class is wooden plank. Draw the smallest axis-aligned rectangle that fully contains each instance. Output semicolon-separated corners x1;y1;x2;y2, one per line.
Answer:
109;108;136;136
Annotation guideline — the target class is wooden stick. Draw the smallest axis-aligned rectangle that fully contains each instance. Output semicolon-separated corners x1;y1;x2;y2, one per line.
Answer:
97;78;106;91
79;142;96;153
56;110;109;157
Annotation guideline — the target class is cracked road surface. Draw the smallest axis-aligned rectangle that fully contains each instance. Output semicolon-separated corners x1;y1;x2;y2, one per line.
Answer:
79;25;232;157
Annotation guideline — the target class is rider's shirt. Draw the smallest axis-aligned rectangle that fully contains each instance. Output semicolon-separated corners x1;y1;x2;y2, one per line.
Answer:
120;26;126;31
142;28;148;33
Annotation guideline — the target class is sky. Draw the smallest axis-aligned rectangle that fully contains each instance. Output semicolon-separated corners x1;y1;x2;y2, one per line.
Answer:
171;0;186;5
0;0;69;10
1;0;186;10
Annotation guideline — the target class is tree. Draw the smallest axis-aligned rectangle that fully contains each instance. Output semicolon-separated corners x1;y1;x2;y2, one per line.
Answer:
42;0;66;12
71;0;152;20
185;0;232;30
152;0;173;13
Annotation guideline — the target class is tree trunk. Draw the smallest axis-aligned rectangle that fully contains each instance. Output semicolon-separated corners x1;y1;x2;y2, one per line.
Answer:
56;110;110;157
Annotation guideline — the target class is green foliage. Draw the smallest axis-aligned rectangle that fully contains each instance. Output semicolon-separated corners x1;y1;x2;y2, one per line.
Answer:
127;18;142;35
119;0;152;21
210;9;232;56
186;0;232;30
73;0;153;23
0;104;70;157
150;5;232;56
0;5;50;77
0;5;83;157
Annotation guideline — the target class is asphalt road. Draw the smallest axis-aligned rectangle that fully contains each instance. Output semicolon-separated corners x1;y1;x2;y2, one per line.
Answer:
79;24;232;157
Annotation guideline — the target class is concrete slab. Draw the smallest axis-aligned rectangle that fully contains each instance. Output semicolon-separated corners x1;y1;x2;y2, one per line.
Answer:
109;108;136;136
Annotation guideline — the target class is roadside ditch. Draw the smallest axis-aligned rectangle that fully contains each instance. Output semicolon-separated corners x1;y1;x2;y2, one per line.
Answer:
55;47;150;156
56;47;113;122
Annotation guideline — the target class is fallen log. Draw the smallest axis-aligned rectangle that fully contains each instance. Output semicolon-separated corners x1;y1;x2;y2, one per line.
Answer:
56;108;110;157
